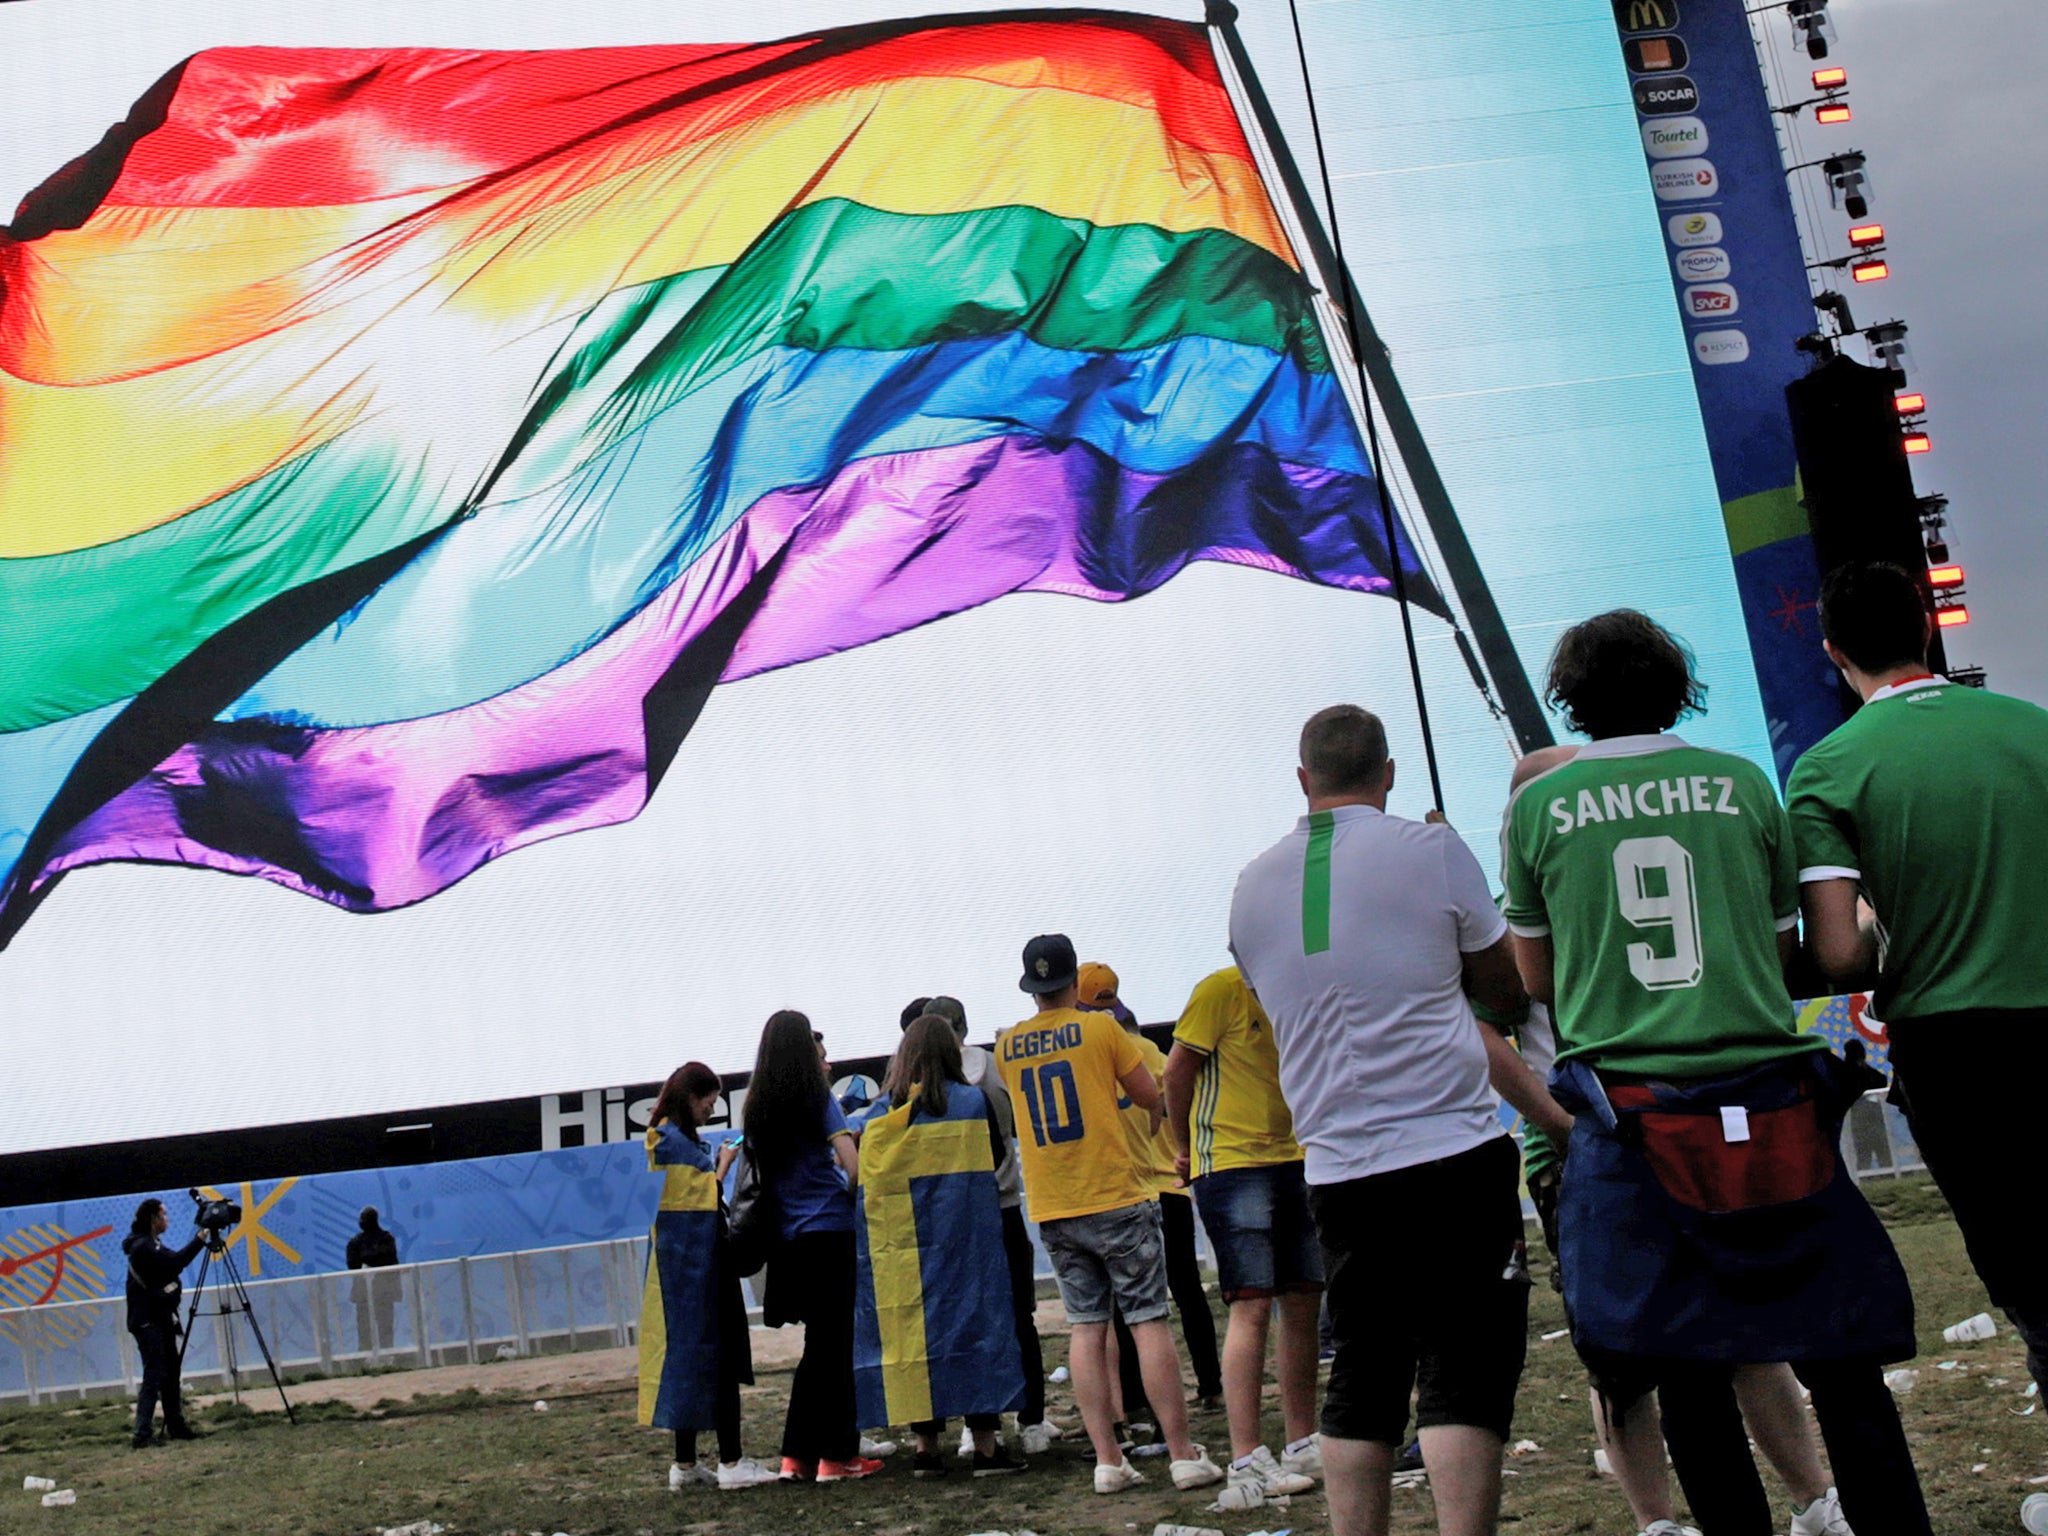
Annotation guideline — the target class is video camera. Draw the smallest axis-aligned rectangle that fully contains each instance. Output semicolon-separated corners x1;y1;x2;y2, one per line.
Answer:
189;1188;243;1234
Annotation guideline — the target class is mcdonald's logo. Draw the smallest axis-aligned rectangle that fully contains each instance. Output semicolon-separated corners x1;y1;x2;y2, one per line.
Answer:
1615;0;1680;32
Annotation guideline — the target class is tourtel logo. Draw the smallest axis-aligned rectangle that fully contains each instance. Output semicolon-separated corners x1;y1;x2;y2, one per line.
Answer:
1683;282;1740;320
1668;211;1723;247
1643;116;1709;160
1634;76;1701;116
1675;246;1732;282
1693;329;1750;366
1651;158;1719;202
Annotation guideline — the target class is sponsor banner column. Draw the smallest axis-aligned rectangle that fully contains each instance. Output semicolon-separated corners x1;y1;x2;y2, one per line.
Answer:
1614;0;1844;774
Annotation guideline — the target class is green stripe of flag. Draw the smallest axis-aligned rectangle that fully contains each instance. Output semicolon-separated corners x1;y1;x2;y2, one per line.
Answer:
1302;809;1334;956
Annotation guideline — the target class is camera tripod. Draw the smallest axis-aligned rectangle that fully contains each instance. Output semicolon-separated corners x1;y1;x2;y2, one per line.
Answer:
177;1229;296;1423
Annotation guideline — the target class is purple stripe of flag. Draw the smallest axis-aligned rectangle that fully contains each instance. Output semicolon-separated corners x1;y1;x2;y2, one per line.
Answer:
33;434;1416;912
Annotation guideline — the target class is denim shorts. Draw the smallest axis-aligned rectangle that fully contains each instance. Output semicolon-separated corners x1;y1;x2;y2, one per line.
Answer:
1192;1159;1325;1303
1038;1201;1169;1326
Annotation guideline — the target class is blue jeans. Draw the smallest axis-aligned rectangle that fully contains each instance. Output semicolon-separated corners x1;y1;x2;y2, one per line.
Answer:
1192;1160;1323;1303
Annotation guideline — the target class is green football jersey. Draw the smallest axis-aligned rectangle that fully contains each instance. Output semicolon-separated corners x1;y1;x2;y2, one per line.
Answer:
1503;734;1818;1078
1786;678;2048;1019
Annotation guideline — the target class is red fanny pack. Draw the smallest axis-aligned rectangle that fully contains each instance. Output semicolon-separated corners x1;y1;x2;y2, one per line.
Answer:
1606;1083;1835;1215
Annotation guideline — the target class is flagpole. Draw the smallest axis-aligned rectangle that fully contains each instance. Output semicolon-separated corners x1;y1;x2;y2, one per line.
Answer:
1205;0;1556;762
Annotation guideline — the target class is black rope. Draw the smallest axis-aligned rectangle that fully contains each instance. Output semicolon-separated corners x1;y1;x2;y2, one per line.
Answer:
1275;0;1447;811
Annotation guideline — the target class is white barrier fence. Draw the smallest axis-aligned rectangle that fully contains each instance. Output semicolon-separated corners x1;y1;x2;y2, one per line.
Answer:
0;1236;651;1408
0;1095;1925;1410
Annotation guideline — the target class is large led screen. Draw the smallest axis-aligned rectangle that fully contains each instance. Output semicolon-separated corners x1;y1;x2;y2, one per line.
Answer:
0;0;1775;1157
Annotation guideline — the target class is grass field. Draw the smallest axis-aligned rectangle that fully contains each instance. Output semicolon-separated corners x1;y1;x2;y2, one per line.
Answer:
0;1176;2039;1536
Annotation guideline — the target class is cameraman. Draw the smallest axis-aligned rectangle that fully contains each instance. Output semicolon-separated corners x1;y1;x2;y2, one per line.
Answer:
121;1199;205;1447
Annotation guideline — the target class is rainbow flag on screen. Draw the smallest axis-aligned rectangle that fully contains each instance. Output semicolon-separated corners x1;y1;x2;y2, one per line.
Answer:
0;14;1442;941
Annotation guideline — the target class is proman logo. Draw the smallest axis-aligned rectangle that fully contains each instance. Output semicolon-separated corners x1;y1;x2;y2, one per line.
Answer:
1683;283;1740;320
1675;246;1732;282
1634;76;1701;116
1615;0;1680;33
1642;116;1709;160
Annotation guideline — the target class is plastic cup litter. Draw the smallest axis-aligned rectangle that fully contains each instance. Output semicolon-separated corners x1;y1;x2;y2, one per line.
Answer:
21;1477;55;1492
40;1490;76;1508
1943;1312;1998;1344
2020;1492;2048;1535
1883;1368;1919;1392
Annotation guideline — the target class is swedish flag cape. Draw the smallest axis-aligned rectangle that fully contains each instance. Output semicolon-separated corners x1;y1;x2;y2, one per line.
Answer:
854;1084;1025;1427
637;1123;723;1430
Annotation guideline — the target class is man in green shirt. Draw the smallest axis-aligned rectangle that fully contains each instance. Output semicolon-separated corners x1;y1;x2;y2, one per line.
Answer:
1504;609;1928;1536
1789;560;2048;1408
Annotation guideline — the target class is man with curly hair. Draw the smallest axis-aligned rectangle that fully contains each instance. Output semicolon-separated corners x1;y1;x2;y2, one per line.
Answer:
1502;610;1930;1536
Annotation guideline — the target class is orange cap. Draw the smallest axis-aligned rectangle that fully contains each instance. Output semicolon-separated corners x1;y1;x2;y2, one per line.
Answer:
1076;961;1120;1008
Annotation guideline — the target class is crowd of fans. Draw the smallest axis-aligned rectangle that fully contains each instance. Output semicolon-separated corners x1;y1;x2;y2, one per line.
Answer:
105;557;2038;1530
620;561;2048;1535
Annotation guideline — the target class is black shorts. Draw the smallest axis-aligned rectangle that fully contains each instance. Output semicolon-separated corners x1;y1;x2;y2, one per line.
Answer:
1889;1007;2048;1313
1309;1135;1530;1445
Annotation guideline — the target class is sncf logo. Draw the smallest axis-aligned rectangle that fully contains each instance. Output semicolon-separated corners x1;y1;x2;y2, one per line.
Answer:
1683;283;1740;318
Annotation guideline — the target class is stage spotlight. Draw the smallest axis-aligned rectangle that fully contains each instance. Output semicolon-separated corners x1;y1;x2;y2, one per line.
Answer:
1866;320;1910;375
1812;67;1847;90
1894;393;1926;415
1925;539;1950;563
1935;606;1970;628
1788;0;1836;59
1851;258;1889;283
1847;223;1885;247
1816;102;1852;125
1824;152;1871;219
1903;432;1931;454
1926;564;1965;588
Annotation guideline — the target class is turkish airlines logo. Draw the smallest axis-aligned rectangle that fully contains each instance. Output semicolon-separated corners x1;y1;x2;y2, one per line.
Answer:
1683;283;1740;319
1652;158;1719;201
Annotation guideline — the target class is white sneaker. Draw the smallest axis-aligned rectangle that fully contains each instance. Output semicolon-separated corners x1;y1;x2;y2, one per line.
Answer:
1233;1444;1316;1498
960;1423;977;1458
1789;1487;1853;1536
668;1461;715;1489
715;1457;780;1491
1095;1457;1146;1494
1639;1522;1701;1536
1281;1432;1324;1480
1170;1443;1226;1491
860;1434;898;1458
1019;1422;1056;1455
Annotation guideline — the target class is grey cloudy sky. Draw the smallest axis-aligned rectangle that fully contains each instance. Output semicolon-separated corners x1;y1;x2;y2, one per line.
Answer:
1788;0;2048;703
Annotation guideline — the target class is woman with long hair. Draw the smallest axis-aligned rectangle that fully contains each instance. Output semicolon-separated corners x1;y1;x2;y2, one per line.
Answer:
638;1061;777;1491
857;1015;1026;1478
743;1009;879;1482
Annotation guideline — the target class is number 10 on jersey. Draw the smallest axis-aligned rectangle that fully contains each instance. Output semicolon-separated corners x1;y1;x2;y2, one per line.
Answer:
1018;1061;1085;1145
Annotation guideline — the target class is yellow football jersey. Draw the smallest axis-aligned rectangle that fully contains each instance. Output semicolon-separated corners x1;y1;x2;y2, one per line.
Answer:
1174;966;1302;1177
996;1005;1148;1222
1115;1031;1185;1199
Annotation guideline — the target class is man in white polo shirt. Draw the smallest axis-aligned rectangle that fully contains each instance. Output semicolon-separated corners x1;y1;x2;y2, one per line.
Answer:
1229;704;1572;1536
